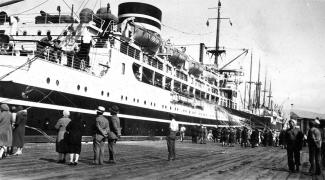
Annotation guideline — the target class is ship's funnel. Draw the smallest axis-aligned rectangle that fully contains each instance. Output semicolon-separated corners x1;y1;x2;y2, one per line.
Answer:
118;2;162;35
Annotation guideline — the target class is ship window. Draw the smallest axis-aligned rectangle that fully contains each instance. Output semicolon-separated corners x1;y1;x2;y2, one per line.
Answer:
23;31;27;35
142;67;153;85
121;95;123;100
165;77;172;91
121;63;125;75
125;96;128;101
150;102;152;106
132;63;141;81
84;87;88;92
120;43;127;55
154;72;163;88
56;80;59;86
101;91;104;96
46;78;50;84
154;103;156;107
133;98;135;102
107;92;110;97
144;100;146;105
77;85;80;90
137;99;139;103
173;81;181;93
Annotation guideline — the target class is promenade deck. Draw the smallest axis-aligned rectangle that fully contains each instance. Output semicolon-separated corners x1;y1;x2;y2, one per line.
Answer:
0;140;324;180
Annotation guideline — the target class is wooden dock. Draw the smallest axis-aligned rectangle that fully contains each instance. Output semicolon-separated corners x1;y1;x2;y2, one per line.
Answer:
0;140;324;180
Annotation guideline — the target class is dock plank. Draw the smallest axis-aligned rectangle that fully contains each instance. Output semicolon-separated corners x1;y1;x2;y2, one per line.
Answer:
0;141;323;179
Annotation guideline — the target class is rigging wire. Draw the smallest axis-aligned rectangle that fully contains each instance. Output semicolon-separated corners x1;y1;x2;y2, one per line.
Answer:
76;0;87;13
161;24;214;36
11;0;49;16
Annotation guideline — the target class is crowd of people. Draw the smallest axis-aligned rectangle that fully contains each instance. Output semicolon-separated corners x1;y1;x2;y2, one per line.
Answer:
0;104;27;158
54;105;121;165
188;125;284;149
2;103;325;175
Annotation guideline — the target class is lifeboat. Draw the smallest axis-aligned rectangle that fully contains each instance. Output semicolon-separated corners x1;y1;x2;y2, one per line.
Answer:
188;63;203;77
133;27;162;54
168;50;187;67
79;8;94;23
95;5;118;30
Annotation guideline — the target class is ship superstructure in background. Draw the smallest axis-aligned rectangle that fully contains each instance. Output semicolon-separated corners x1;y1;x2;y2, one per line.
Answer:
0;1;246;136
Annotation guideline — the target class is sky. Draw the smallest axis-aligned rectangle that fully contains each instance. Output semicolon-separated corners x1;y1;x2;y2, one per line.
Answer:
2;0;325;115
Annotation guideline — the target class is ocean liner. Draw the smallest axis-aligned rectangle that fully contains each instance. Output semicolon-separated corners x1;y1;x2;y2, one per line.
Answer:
0;0;245;136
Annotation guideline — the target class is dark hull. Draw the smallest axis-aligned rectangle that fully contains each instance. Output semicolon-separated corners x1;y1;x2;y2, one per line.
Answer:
0;81;231;136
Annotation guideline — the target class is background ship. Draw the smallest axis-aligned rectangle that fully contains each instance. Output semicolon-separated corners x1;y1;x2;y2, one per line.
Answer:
0;0;260;137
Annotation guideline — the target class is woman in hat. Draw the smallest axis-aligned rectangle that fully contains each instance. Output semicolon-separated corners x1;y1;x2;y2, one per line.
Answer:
0;104;13;158
55;110;71;163
107;105;121;163
66;112;83;165
12;106;27;155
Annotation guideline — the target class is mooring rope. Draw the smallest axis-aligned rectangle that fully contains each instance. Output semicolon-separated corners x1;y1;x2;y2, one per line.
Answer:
25;125;56;143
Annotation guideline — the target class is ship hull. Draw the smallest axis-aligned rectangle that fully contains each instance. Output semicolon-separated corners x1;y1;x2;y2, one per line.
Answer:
0;81;229;136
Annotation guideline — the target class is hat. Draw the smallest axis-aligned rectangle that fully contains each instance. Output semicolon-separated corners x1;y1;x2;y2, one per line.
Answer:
169;113;176;119
109;105;119;113
63;110;70;117
97;106;105;112
315;118;320;125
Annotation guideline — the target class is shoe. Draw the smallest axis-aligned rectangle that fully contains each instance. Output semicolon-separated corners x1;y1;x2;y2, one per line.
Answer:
73;162;78;166
68;162;74;165
57;160;65;164
108;160;116;164
296;167;299;172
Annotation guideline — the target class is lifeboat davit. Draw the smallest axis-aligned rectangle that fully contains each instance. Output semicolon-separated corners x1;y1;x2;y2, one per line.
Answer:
96;5;118;31
118;2;162;54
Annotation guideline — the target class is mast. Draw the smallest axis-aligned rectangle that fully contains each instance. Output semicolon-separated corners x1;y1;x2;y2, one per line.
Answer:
214;0;221;68
248;51;253;110
243;82;247;110
267;81;272;109
255;59;261;109
262;70;267;107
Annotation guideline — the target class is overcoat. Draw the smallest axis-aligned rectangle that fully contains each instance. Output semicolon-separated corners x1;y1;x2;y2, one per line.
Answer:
12;110;27;147
0;104;13;146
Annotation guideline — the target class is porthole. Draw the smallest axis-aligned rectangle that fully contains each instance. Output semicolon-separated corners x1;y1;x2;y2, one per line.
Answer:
46;77;50;84
137;99;139;103
101;91;104;96
154;103;156;107
84;87;87;92
77;85;80;90
56;80;59;86
107;92;110;97
121;95;123;100
144;100;146;105
125;96;128;101
133;98;136;102
150;102;152;106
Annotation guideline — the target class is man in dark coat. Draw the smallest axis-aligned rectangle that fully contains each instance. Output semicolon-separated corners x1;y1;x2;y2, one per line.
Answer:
251;129;259;148
307;118;322;175
12;106;27;155
285;119;303;173
107;105;121;163
241;127;248;147
93;106;109;165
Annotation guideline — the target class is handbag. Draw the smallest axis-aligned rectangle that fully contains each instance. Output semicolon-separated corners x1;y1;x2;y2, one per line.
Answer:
107;131;118;140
